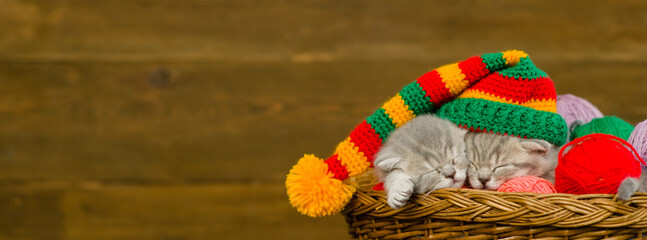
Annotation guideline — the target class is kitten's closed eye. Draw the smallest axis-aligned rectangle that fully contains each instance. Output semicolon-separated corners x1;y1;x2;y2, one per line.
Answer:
469;162;478;170
493;164;524;179
493;164;514;172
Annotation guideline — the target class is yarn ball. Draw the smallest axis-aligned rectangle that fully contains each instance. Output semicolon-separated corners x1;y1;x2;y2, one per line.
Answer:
570;116;634;141
556;94;603;129
628;119;647;170
497;176;557;194
372;182;385;191
555;134;644;195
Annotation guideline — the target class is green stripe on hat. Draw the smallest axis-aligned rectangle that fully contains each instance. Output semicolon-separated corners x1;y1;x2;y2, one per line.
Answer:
480;52;506;73
436;98;568;146
498;56;548;79
366;108;396;141
399;82;433;116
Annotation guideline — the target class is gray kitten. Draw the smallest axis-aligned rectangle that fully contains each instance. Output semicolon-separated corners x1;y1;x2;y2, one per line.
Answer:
374;114;468;209
617;172;647;200
464;132;559;190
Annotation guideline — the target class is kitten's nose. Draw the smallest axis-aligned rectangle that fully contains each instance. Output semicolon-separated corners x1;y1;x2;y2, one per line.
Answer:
478;176;490;186
477;170;491;186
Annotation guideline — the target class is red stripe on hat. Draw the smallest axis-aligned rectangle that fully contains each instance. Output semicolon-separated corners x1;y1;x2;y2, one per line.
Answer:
349;121;382;167
459;124;489;133
416;70;453;106
469;73;556;102
458;56;490;85
324;154;349;180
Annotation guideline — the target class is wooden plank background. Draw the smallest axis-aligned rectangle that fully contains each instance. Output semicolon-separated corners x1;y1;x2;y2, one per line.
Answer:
0;0;646;239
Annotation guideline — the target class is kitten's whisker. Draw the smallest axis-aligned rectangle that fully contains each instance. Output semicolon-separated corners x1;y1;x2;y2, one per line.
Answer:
421;190;433;201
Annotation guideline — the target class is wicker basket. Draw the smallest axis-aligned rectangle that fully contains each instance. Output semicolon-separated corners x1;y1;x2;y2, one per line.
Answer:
342;188;647;239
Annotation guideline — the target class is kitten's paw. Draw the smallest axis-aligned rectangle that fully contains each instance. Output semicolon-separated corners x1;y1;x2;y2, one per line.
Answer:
385;178;414;209
387;187;412;209
618;177;640;200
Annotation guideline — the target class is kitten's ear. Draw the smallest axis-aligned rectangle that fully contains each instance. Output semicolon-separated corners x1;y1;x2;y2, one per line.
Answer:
374;157;401;171
519;139;551;155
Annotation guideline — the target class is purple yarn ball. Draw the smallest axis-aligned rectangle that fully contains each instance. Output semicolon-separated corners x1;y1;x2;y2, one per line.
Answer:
556;94;604;129
628;119;647;170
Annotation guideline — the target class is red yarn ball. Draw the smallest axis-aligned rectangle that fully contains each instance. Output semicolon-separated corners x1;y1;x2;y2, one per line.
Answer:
497;176;557;194
555;134;645;195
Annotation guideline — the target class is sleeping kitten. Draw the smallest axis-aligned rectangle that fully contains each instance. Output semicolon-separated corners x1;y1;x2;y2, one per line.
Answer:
464;132;559;190
374;114;468;209
617;172;647;200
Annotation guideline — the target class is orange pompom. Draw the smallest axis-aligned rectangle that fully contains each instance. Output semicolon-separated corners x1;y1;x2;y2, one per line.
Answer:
286;154;355;217
497;176;557;194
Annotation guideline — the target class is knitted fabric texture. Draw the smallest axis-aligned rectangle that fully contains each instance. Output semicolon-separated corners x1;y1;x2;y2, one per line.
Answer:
570;116;634;141
628;119;647;170
497;176;557;194
286;50;568;217
555;134;645;195
435;52;567;144
556;94;604;130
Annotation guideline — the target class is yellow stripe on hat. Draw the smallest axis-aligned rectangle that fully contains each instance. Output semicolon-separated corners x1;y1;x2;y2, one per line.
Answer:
334;137;370;176
502;50;528;67
437;63;469;96
459;89;557;113
382;94;415;128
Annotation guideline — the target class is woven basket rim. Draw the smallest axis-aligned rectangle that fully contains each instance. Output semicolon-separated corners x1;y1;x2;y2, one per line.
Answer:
343;187;647;228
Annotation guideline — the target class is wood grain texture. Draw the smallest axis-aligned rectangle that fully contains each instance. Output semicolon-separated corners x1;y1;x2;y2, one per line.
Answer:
0;61;408;180
0;183;348;240
1;0;646;62
0;0;646;239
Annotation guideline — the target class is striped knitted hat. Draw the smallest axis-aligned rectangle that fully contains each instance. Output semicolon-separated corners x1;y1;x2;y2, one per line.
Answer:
286;50;567;217
435;51;566;144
